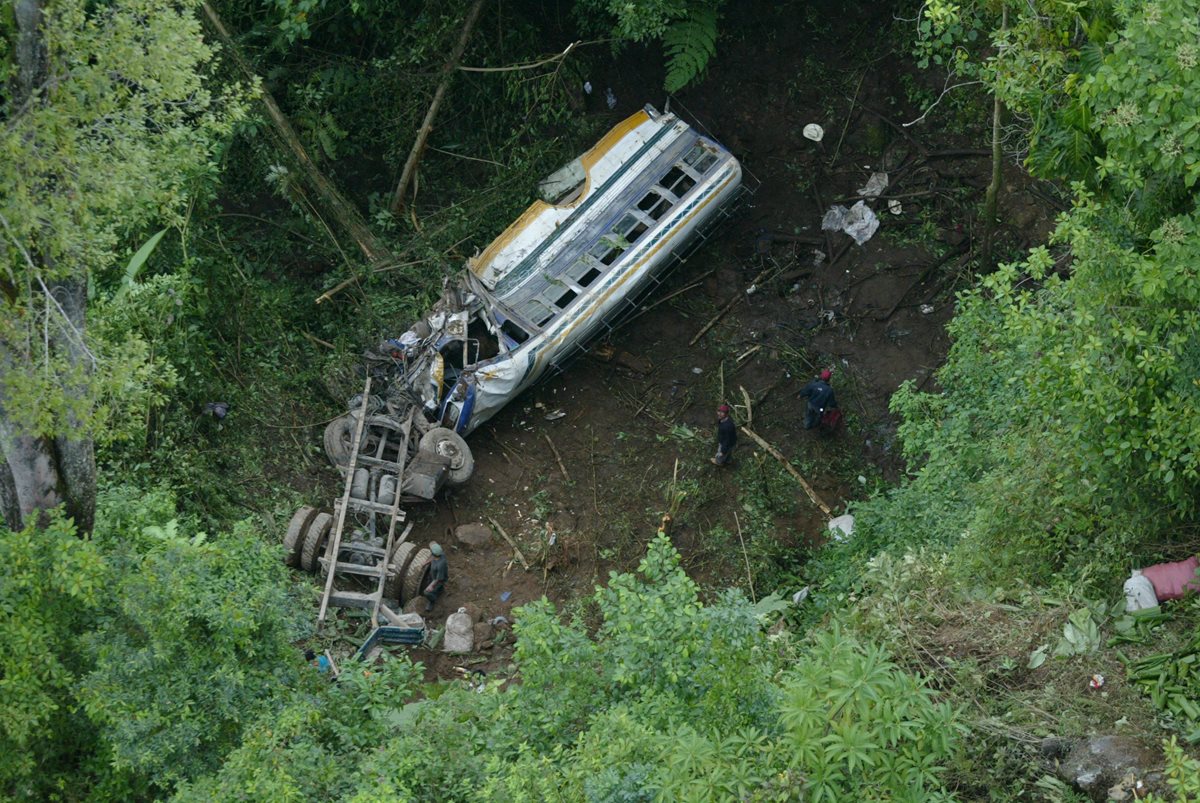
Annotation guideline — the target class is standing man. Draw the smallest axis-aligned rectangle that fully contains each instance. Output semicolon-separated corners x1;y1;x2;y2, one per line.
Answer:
798;369;839;430
422;542;449;612
712;403;737;466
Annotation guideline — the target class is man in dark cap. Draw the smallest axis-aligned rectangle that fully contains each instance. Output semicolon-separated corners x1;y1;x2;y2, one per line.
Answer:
422;542;449;612
711;403;737;466
798;369;839;430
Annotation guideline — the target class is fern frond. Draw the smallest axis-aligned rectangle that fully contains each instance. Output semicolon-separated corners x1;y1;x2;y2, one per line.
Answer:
663;5;719;93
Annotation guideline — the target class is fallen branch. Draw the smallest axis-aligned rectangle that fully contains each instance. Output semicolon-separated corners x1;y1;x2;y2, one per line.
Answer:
635;267;718;318
739;385;753;428
390;0;487;215
543;433;571;483
741;427;832;516
488;516;530;570
458;40;580;72
303;331;335;350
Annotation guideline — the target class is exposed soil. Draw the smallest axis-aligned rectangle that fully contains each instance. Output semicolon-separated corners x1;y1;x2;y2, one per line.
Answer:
308;0;1059;680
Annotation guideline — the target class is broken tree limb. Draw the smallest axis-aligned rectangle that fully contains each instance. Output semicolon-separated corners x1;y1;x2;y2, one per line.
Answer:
543;433;571;483
458;40;580;72
740;426;832;516
200;2;394;267
488;516;530;570
739;385;753;428
389;0;487;215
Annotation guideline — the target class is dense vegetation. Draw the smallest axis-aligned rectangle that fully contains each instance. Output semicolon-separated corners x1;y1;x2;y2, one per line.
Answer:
4;0;1200;800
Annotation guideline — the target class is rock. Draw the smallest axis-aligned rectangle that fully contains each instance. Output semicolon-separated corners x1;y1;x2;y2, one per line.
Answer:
454;522;493;550
459;602;484;623
1056;735;1162;801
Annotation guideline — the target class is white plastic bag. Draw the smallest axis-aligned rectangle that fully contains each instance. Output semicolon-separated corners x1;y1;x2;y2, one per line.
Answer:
1123;571;1158;612
821;202;880;245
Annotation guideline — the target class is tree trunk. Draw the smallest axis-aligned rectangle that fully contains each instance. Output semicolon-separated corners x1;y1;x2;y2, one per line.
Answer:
390;0;487;215
2;0;96;535
200;2;396;266
982;90;1002;262
982;8;1006;264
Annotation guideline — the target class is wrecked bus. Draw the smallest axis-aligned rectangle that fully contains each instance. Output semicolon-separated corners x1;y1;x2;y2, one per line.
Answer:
390;103;744;437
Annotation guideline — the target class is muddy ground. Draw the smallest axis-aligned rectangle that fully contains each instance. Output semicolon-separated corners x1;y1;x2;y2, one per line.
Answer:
305;0;1059;679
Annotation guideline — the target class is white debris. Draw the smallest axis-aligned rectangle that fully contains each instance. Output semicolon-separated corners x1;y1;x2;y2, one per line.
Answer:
802;123;825;142
605;87;617;109
920;304;935;314
822;201;880;245
828;514;855;541
888;199;903;215
856;171;889;198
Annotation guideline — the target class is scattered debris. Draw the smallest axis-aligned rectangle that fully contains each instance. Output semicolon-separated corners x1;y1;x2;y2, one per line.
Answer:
855;171;889;198
888;198;903;215
821;200;880;245
1089;673;1105;690
828;514;855;541
203;401;230;419
920;303;935;314
802;123;825;141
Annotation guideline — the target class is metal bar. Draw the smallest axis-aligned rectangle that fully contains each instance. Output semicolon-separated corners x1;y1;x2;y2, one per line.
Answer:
371;406;416;627
318;377;373;626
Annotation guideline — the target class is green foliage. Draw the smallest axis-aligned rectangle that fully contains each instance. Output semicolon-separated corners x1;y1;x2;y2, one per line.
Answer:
0;488;308;798
173;656;423;802
1146;737;1200;801
1082;0;1200;191
777;624;963;802
576;0;725;92
0;515;103;799
79;517;308;788
1123;598;1200;742
184;534;964;801
663;5;719;93
1;0;249;442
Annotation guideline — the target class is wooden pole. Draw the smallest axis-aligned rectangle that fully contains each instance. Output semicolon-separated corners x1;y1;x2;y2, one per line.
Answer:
740;426;832;516
389;0;488;215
